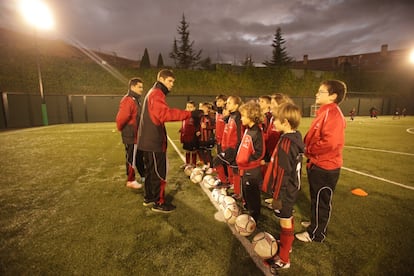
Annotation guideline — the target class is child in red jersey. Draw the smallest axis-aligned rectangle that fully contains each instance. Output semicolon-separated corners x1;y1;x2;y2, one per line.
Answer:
197;102;216;173
213;96;243;198
236;100;265;222
295;80;347;243
214;95;228;156
258;95;273;162
262;102;305;272
179;101;199;168
263;93;293;206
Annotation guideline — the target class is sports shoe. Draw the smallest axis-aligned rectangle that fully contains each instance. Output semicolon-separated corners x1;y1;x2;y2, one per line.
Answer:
295;231;312;242
126;180;142;189
142;199;155;207
301;221;311;228
270;256;290;272
151;203;176;213
264;198;273;204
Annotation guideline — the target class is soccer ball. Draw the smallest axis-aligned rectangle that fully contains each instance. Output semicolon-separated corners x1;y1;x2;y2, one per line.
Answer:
251;232;278;259
234;214;256;236
220;195;236;211
184;165;194;176
223;204;240;224
202;175;216;189
190;167;204;183
211;188;227;203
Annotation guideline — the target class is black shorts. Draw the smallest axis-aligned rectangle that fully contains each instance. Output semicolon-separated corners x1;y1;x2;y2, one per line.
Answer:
183;141;198;151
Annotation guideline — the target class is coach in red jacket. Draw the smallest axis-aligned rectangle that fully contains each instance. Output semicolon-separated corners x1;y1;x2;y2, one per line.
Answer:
116;77;145;189
138;69;201;213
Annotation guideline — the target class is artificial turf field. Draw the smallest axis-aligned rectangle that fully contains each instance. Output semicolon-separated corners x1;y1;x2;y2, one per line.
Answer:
0;116;413;275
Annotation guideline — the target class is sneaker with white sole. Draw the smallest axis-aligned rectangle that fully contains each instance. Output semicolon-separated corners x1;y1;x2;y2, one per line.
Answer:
142;199;155;207
301;221;311;228
264;198;273;204
151;203;176;213
126;180;142;189
270;255;290;272
295;231;312;242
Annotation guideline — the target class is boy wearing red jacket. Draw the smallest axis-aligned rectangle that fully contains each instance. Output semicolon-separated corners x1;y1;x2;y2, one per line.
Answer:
115;77;145;189
179;101;198;167
213;96;243;197
295;80;347;242
236;101;265;222
262;103;304;272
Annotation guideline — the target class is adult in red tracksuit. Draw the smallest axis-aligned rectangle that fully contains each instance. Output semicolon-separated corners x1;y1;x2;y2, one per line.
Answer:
213;96;243;196
236;101;265;222
295;80;347;243
137;69;200;213
115;77;145;189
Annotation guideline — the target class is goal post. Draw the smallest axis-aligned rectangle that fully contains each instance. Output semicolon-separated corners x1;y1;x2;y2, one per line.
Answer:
310;104;320;117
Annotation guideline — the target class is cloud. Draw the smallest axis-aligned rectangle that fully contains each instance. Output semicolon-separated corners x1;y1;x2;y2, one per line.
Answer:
1;0;413;64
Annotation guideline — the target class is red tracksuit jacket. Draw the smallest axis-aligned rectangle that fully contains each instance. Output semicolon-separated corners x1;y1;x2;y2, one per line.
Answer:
304;103;346;170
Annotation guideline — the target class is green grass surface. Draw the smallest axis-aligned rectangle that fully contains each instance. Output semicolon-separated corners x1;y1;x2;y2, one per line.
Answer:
1;117;413;275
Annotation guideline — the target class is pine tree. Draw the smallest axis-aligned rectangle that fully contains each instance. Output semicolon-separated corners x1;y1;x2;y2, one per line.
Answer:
263;27;293;67
169;14;202;69
139;48;151;69
156;53;164;68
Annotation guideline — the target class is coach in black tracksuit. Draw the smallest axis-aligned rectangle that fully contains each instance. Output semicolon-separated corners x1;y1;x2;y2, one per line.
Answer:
138;69;201;213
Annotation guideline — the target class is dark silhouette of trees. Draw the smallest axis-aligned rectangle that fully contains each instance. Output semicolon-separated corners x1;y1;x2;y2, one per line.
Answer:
263;27;293;67
139;48;151;68
156;53;164;68
169;14;202;69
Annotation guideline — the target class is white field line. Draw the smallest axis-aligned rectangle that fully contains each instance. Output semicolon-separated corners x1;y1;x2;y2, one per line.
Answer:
345;145;414;156
342;166;414;191
167;135;272;276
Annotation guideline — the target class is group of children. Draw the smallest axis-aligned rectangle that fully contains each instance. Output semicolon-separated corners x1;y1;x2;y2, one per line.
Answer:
179;79;347;274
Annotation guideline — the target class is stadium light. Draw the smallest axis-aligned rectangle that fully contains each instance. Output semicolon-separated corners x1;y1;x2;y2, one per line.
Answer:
19;0;55;126
409;49;414;65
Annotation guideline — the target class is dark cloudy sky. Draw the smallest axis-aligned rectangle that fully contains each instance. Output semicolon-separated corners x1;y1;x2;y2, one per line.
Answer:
1;0;413;65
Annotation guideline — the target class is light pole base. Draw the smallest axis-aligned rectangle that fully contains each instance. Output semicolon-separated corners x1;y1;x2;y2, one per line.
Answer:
41;103;49;126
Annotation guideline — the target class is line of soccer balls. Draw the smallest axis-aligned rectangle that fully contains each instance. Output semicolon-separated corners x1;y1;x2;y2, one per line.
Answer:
184;164;278;260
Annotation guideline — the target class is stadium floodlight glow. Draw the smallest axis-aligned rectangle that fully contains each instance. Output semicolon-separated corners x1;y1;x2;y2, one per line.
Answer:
19;0;55;30
409;49;414;65
19;0;55;126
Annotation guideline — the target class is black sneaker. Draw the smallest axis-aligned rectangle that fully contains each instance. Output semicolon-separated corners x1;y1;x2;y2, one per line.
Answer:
143;199;155;207
151;203;176;213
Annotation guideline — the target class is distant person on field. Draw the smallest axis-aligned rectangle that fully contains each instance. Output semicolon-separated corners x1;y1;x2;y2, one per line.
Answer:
393;107;401;120
262;102;304;271
179;101;199;168
296;80;347;243
115;77;145;189
137;69;202;213
402;107;407;117
236;100;265;222
369;107;378;119
349;107;356;121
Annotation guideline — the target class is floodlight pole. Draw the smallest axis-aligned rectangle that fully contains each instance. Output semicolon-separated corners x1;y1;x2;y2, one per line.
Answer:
35;29;48;125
